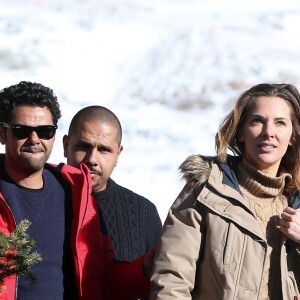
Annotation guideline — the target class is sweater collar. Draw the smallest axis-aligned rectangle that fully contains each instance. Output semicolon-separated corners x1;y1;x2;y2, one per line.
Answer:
92;178;117;200
237;158;291;199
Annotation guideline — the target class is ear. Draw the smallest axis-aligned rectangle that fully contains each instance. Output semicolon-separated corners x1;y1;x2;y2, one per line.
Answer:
62;135;69;158
0;126;6;145
114;145;124;167
289;136;294;146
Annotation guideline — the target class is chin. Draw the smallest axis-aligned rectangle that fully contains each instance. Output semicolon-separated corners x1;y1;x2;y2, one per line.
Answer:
92;180;101;190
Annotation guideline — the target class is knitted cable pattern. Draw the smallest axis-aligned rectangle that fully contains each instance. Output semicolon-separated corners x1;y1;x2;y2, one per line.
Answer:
93;178;162;262
237;159;290;300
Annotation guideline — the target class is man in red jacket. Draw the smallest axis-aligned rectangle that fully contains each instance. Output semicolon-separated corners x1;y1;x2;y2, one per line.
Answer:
0;81;152;300
63;105;162;264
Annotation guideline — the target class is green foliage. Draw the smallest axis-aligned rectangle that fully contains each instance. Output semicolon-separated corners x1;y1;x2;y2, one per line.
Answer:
0;219;42;290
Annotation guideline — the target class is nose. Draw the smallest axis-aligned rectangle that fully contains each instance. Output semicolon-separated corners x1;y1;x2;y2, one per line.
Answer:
85;149;97;166
262;123;275;138
26;130;40;144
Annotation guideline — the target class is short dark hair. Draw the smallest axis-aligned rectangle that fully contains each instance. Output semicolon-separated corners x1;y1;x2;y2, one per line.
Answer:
0;81;61;125
68;105;122;145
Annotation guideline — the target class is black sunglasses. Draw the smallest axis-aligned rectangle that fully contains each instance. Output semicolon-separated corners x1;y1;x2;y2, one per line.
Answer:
0;122;58;140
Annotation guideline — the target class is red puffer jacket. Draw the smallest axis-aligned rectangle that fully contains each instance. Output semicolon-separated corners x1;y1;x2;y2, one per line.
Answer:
0;162;150;300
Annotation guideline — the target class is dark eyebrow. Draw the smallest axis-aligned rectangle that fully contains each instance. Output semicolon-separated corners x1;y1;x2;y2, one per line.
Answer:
76;139;113;152
98;144;113;152
75;140;92;147
274;117;289;121
251;114;289;121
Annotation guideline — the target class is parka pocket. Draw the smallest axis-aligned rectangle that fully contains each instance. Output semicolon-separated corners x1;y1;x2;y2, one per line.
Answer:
223;222;236;266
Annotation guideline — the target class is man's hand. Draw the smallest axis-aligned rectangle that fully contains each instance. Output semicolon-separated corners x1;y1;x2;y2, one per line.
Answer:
278;207;300;243
142;247;157;279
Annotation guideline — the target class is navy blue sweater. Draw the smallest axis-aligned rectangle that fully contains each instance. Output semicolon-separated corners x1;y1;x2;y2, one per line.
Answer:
93;178;162;262
0;165;77;300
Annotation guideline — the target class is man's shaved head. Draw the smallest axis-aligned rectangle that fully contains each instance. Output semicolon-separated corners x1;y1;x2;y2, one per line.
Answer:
68;105;122;145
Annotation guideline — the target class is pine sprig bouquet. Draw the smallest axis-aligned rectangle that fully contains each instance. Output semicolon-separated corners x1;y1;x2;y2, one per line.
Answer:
0;219;42;293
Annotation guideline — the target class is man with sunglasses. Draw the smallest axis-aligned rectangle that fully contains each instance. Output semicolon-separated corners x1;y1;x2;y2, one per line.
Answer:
0;81;151;300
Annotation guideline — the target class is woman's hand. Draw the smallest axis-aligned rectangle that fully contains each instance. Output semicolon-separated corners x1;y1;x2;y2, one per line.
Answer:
278;207;300;243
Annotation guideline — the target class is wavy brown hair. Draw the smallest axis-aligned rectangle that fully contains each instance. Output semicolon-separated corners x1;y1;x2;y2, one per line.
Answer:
216;83;300;194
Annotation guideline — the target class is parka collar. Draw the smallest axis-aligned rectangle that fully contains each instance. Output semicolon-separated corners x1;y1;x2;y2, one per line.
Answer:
180;154;300;209
179;154;242;191
179;155;262;241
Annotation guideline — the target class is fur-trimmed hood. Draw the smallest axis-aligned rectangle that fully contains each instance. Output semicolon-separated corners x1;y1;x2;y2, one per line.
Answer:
179;155;215;189
179;154;300;210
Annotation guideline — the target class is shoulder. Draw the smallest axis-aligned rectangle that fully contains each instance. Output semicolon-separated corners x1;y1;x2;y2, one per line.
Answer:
179;154;241;191
45;162;92;190
112;179;157;208
179;155;216;188
45;162;81;174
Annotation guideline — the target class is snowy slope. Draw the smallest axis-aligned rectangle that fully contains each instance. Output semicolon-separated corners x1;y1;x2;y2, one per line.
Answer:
1;0;300;220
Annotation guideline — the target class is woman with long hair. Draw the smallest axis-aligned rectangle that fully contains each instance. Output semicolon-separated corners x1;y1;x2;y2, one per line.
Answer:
150;83;300;300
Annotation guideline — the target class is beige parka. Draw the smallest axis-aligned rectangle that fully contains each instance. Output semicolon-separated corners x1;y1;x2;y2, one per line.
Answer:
150;155;300;300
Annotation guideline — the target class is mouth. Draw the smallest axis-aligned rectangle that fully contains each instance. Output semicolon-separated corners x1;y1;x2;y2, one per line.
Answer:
90;172;102;181
90;172;100;176
21;146;45;153
89;168;101;177
257;143;277;150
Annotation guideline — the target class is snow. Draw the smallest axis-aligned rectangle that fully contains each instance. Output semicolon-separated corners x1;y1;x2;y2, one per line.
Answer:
1;0;300;221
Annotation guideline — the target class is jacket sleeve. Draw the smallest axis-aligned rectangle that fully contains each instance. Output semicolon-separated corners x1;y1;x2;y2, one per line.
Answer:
104;256;150;300
149;183;204;300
